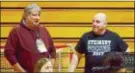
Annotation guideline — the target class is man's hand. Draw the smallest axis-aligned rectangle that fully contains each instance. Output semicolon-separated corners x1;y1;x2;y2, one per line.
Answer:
12;63;26;72
68;51;83;72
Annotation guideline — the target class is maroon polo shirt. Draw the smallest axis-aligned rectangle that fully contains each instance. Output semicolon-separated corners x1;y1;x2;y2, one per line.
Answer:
4;21;56;72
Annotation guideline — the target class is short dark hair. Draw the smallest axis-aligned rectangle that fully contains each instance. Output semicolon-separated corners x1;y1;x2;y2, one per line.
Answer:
92;52;125;73
103;52;124;69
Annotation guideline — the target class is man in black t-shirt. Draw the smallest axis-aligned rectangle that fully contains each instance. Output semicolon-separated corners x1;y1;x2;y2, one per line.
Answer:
68;13;129;73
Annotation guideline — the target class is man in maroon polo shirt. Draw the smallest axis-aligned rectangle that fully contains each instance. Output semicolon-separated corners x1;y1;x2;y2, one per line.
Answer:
4;3;56;72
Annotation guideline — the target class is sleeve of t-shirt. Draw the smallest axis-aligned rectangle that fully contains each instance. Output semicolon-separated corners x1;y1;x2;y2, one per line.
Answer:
75;35;86;54
116;34;128;52
4;28;18;65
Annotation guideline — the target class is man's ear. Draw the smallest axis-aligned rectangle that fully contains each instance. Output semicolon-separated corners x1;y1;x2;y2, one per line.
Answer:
23;12;27;19
104;22;107;27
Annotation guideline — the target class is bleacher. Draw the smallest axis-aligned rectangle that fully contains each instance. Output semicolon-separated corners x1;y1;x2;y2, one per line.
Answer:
0;2;134;72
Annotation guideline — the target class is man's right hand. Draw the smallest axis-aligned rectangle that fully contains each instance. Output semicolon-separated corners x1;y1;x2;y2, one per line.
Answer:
12;63;26;72
68;52;83;72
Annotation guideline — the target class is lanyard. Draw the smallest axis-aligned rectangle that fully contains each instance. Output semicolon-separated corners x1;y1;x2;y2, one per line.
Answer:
34;31;51;59
35;30;40;39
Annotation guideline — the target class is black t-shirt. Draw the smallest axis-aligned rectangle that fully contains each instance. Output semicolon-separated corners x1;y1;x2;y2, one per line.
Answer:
75;30;128;73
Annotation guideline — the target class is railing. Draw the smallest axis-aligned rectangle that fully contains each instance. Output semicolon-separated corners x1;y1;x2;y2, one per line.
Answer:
0;45;134;72
0;44;75;72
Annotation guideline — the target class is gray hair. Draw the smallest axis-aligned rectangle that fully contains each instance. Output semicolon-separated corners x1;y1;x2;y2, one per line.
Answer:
24;3;41;16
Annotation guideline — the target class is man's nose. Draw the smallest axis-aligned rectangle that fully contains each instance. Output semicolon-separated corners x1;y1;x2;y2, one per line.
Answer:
92;22;97;26
36;15;40;19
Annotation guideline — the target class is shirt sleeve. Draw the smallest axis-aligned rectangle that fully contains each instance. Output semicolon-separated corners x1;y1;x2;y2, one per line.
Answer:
4;28;18;65
48;35;56;59
44;28;56;59
75;35;86;54
116;34;128;52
